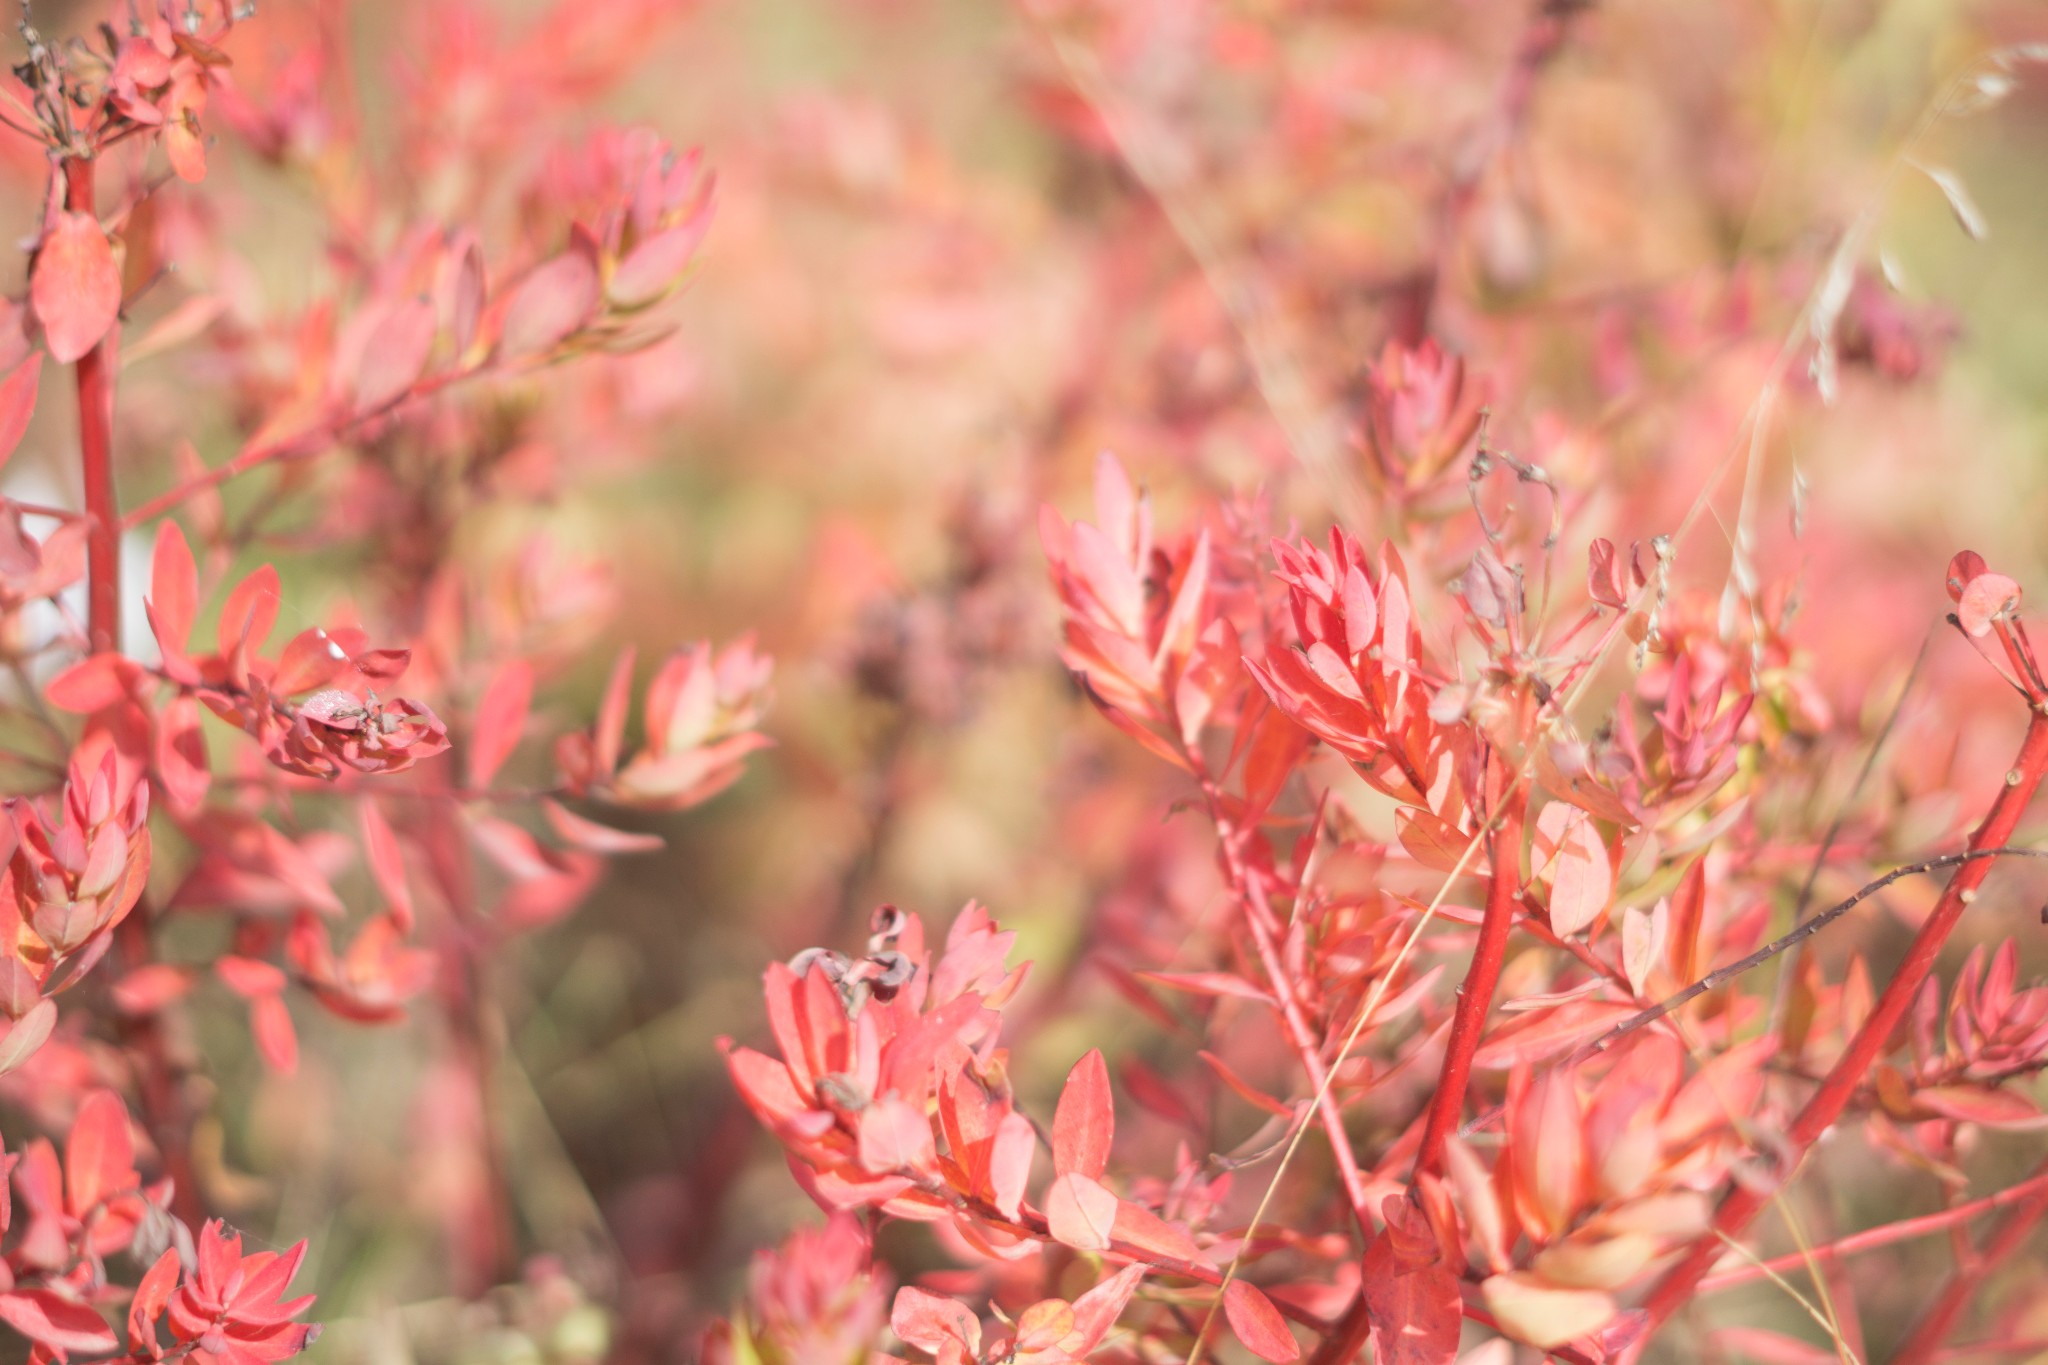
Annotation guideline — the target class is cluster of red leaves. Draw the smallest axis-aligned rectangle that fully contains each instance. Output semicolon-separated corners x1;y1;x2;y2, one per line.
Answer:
725;416;2048;1363
0;0;775;1349
0;1088;314;1363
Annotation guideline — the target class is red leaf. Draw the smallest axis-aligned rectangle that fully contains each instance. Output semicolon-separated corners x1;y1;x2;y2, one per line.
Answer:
856;1096;935;1174
1068;1264;1144;1355
1223;1281;1300;1362
1534;802;1612;937
1136;970;1273;1004
250;994;299;1074
31;213;121;364
215;955;287;997
470;660;533;789
1013;1300;1076;1355
110;964;190;1016
353;296;437;413
218;563;281;659
1362;1218;1462;1365
1110;1200;1205;1264
1045;1171;1117;1251
1480;1273;1616;1350
44;654;143;713
451;241;485;357
0;354;41;468
1397;808;1486;877
498;249;600;358
1199;1049;1294;1118
890;1287;980;1358
359;800;415;932
1667;858;1707;983
157;696;210;799
0;999;57;1075
1053;1049;1113;1179
148;521;198;658
128;1248;179;1355
1946;550;1989;603
594;646;636;775
1916;1083;2048;1129
0;1289;117;1354
1471;1000;1637;1070
987;1110;1033;1218
608;221;710;307
541;798;663;854
1958;572;2021;637
64;1090;135;1217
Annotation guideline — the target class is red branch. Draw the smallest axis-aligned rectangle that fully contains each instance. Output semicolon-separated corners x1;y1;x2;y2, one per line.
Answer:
1202;776;1375;1236
1636;708;2048;1339
65;156;119;655
1697;1168;2048;1294
1890;1155;2048;1365
1414;776;1524;1178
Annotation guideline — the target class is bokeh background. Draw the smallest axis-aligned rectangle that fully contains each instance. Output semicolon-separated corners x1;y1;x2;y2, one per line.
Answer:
11;0;2048;1360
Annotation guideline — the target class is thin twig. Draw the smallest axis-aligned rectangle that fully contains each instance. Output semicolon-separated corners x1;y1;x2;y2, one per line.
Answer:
1570;844;2048;1068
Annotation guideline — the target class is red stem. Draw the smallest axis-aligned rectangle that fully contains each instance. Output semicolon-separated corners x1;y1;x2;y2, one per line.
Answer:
1698;1168;2048;1292
65;156;119;655
1413;780;1524;1178
1635;708;2048;1340
1890;1155;2048;1365
1202;778;1375;1235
